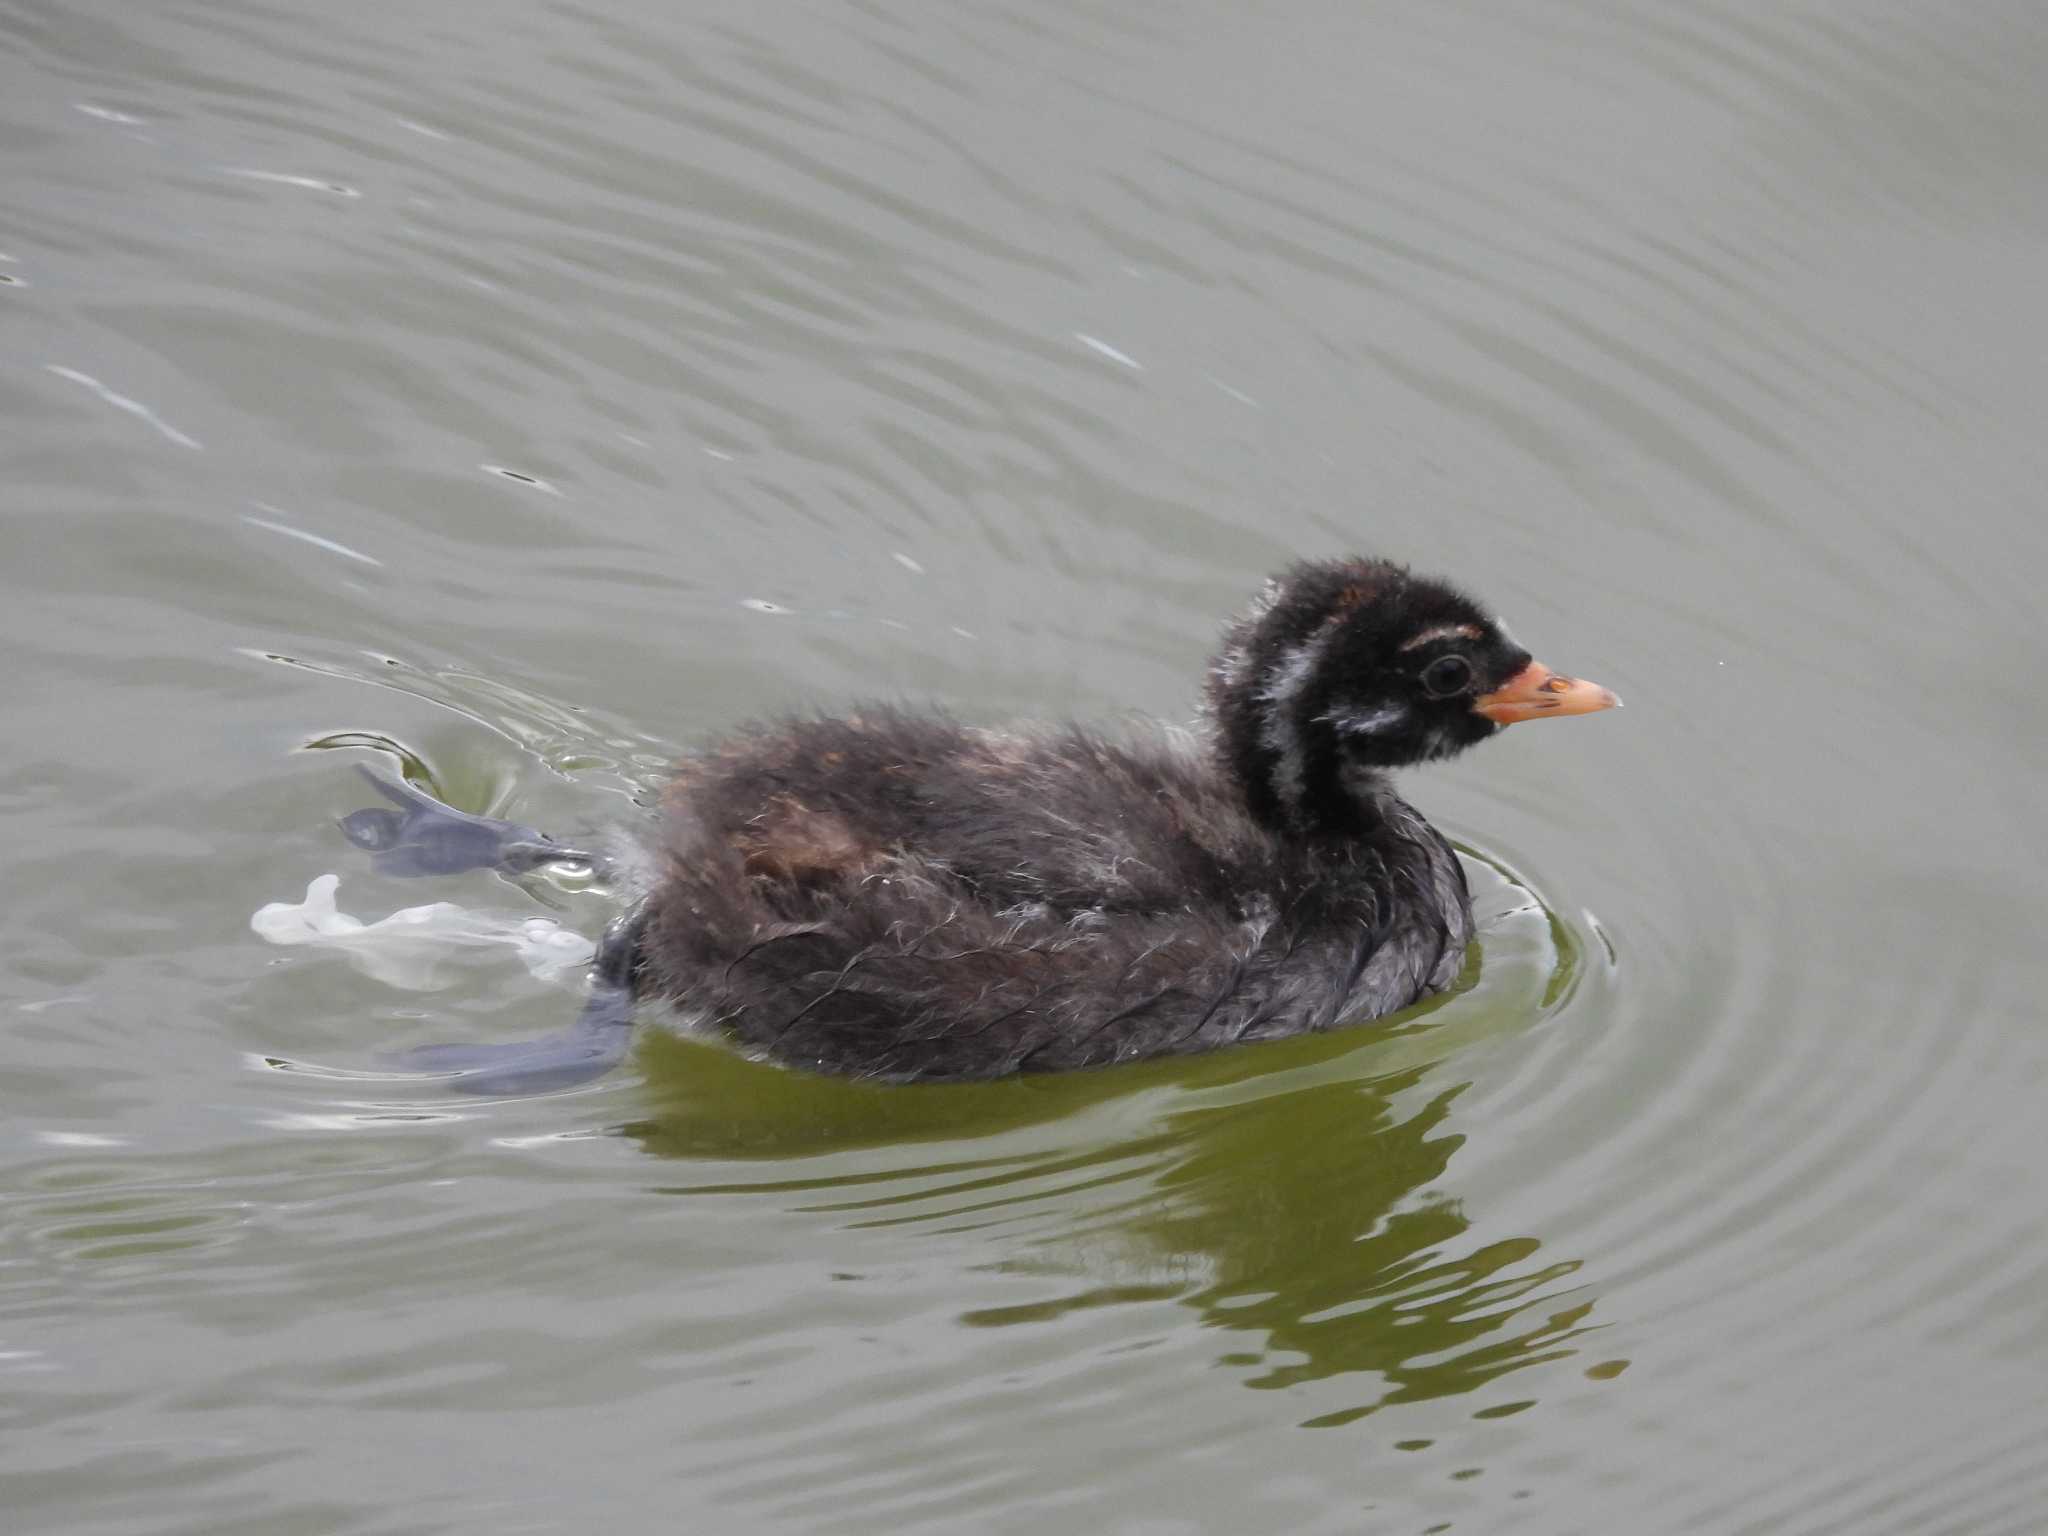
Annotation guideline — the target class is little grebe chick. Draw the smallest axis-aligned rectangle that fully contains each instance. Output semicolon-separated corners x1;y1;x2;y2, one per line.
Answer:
346;556;1617;1091
628;556;1617;1080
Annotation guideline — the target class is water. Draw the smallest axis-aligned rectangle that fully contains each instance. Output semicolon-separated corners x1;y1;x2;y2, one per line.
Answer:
5;2;2047;1531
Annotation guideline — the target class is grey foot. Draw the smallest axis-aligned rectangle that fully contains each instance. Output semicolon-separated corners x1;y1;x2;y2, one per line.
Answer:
381;908;647;1094
340;764;594;878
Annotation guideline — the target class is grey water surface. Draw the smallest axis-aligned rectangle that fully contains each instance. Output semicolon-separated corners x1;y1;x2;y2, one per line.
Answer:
5;2;2047;1532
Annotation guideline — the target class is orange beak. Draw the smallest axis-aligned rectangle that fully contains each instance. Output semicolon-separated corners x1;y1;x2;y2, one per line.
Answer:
1473;660;1622;724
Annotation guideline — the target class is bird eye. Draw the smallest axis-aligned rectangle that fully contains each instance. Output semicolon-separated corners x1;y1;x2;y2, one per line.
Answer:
1420;654;1473;698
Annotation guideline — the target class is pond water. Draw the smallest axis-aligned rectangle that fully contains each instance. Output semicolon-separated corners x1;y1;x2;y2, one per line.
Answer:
5;3;2046;1532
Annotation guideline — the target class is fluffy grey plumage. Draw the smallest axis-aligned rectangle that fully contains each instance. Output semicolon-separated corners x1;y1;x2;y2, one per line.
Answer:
637;708;1474;1079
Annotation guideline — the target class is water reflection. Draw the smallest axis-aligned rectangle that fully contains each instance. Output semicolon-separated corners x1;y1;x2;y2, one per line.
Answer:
618;853;1600;1426
1124;1067;1593;1428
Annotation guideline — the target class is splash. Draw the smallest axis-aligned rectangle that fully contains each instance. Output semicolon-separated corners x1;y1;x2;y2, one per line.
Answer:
251;874;594;989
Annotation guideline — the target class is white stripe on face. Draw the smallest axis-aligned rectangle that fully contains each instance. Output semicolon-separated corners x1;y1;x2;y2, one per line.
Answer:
1258;630;1332;812
1397;623;1483;652
1322;702;1409;737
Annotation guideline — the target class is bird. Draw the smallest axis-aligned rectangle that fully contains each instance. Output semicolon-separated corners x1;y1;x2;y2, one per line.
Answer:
343;556;1618;1091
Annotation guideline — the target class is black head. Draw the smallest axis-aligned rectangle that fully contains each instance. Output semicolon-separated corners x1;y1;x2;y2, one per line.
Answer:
1207;558;1617;834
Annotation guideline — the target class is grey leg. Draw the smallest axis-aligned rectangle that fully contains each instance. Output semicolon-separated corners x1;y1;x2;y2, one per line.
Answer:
382;907;649;1094
340;764;599;878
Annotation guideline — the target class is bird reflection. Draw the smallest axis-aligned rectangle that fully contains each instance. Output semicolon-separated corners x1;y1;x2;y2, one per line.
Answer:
616;999;1596;1423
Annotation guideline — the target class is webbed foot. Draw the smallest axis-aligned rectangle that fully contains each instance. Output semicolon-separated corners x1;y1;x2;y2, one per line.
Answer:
381;907;647;1094
341;764;596;878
